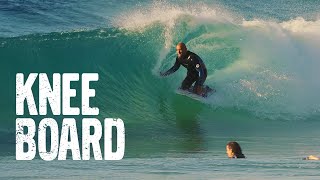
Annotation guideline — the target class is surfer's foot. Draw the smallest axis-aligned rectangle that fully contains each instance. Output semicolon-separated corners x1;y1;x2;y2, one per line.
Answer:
193;86;203;95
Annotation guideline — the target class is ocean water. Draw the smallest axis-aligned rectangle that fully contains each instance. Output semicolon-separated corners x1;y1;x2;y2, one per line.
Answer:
1;0;320;179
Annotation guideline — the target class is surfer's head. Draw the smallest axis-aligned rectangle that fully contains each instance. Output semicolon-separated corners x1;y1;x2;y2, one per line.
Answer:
176;42;187;59
226;141;245;158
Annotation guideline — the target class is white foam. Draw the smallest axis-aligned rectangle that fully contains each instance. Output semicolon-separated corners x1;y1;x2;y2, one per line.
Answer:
209;17;320;120
281;17;320;35
112;1;234;31
242;17;320;36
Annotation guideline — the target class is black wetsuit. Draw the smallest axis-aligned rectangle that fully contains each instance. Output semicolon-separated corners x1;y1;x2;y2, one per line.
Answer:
161;51;207;91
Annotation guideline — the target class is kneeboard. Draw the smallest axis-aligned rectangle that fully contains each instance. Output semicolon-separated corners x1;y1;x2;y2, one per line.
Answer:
176;85;215;99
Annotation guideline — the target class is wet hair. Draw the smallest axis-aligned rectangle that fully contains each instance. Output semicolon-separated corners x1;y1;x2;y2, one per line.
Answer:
227;141;245;158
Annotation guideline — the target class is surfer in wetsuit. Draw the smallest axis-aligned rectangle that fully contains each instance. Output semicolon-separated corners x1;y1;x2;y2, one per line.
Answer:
160;42;207;96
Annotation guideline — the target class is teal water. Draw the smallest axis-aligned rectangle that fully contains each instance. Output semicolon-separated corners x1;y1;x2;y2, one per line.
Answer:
1;0;320;179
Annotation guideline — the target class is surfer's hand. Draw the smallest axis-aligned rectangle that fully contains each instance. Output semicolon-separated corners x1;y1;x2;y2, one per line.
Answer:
160;72;166;77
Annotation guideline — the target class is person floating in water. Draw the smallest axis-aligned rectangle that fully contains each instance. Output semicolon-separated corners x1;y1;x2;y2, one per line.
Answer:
226;141;246;159
160;42;207;96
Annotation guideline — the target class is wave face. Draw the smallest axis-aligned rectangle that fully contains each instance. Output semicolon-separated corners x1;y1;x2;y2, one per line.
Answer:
110;2;320;122
1;1;320;154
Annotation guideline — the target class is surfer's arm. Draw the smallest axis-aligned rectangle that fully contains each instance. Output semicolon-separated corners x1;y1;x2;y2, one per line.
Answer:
160;59;180;76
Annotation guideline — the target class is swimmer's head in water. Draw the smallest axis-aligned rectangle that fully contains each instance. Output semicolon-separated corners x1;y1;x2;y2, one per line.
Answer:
226;141;245;158
176;42;187;59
